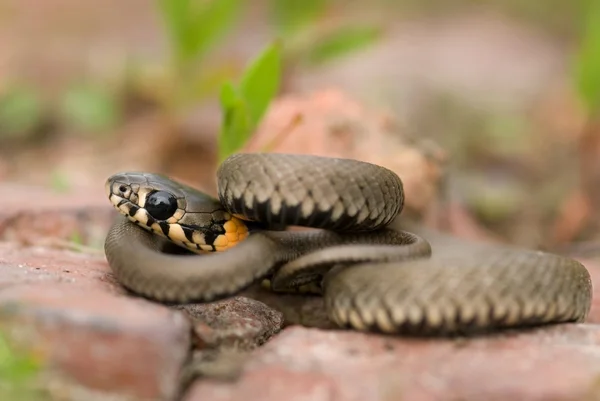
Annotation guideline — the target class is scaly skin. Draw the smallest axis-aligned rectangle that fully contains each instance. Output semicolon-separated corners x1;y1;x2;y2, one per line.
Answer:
103;153;593;336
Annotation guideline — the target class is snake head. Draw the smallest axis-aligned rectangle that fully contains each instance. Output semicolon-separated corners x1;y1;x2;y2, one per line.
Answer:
106;172;187;224
105;172;248;253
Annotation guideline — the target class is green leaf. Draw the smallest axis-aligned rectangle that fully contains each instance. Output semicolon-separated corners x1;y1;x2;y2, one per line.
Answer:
220;80;239;108
157;0;241;66
186;0;242;63
305;25;382;65
239;40;282;126
574;1;600;115
0;332;42;400
59;83;121;134
0;85;43;138
218;81;252;162
217;41;283;162
156;0;190;58
269;0;326;36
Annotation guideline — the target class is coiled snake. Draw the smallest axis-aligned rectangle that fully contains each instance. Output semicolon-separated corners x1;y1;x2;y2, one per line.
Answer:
103;153;593;336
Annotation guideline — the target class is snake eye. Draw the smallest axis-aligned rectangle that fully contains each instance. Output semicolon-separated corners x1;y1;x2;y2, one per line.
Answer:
145;190;178;220
118;185;128;194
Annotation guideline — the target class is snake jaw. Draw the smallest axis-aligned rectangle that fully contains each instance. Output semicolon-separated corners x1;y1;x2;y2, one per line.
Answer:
105;173;143;210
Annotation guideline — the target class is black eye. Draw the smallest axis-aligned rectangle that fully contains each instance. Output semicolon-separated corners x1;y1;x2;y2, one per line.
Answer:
118;185;128;193
145;190;178;220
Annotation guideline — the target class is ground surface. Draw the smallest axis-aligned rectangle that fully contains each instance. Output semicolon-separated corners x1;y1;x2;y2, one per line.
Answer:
2;91;600;400
1;184;600;401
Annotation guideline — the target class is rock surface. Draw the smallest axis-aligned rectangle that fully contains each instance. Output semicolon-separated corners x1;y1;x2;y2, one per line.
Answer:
241;286;335;330
0;238;284;400
185;325;600;401
2;186;600;401
2;182;600;401
0;243;191;400
178;296;284;351
0;183;113;249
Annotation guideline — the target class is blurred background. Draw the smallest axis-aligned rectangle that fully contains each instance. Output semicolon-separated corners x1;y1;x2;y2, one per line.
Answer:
0;0;599;253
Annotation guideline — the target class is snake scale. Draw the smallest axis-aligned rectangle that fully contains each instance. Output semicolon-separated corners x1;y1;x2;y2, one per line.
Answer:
103;152;593;336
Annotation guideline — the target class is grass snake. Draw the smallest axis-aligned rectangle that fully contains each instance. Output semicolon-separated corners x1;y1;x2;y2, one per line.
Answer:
103;153;593;336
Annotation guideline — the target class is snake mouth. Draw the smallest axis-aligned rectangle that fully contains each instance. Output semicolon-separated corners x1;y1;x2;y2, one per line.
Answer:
105;173;143;211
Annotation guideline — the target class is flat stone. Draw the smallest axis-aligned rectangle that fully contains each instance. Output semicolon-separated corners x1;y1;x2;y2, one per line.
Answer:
0;283;191;401
178;296;284;351
0;242;121;292
0;243;191;400
241;286;335;330
0;183;114;248
185;324;600;401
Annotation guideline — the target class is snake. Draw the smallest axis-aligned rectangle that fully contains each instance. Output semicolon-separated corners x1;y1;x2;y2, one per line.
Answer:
103;152;593;336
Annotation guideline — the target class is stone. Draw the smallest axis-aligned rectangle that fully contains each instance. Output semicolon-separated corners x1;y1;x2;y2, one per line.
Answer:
0;243;192;401
2;173;600;401
244;89;447;218
0;183;113;248
177;296;284;351
0;283;191;401
0;242;120;292
241;286;335;330
185;324;600;401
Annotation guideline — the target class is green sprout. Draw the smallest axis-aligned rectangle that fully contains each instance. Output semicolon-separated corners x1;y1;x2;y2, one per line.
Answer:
0;331;44;400
573;0;600;117
217;41;283;162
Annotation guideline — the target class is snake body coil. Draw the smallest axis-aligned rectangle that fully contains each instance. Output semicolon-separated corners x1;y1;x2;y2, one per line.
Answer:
104;153;593;336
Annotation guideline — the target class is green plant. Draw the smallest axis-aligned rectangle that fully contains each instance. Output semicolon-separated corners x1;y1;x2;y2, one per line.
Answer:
0;332;44;400
150;0;381;163
214;1;382;161
156;0;243;109
270;0;327;37
0;84;44;139
159;0;241;68
574;0;600;117
269;0;383;67
303;25;382;66
218;41;282;162
58;82;123;134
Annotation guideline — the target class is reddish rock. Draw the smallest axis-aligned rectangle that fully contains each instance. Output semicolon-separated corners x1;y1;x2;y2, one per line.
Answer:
244;89;447;217
1;183;600;401
0;283;191;401
185;325;600;401
0;244;192;400
0;183;107;211
241;286;335;330
0;242;120;292
178;296;284;351
0;183;113;247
